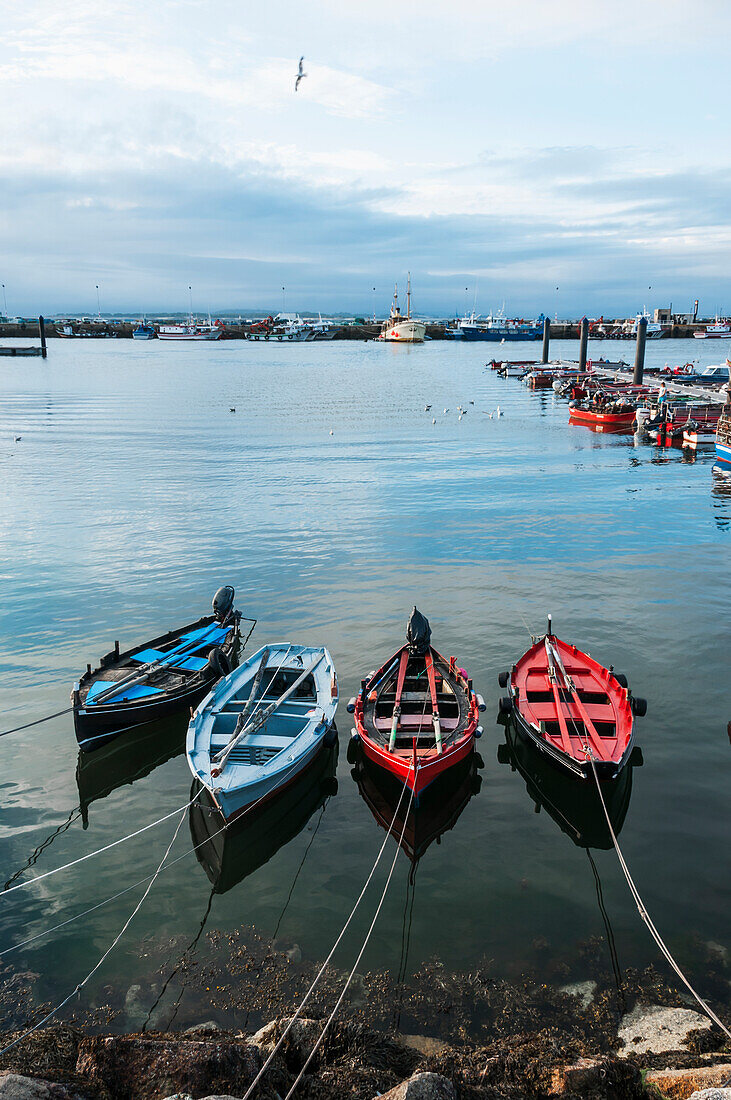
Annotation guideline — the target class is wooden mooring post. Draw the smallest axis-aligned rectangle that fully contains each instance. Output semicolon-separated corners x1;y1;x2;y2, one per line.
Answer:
578;316;589;372
541;316;551;364
633;316;647;384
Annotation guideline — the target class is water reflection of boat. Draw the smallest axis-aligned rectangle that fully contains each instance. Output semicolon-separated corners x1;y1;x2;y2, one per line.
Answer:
350;742;482;863
189;740;338;894
76;714;187;828
496;718;642;849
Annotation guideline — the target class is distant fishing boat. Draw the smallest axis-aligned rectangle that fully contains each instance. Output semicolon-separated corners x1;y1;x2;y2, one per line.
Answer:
693;318;731;339
73;586;242;752
497;618;647;781
629;310;664;339
377;276;426;343
187;643;338;823
245;313;312;342
132;321;156;340
349;608;484;801
158;318;222;340
447;310;543;342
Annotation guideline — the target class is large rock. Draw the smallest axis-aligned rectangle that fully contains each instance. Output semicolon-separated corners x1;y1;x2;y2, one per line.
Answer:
250;1017;320;1068
377;1071;456;1100
645;1066;731;1099
617;1004;712;1055
0;1075;80;1100
75;1036;261;1100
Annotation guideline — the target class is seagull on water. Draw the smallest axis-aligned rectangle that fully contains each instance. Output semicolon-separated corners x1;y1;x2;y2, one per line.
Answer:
295;56;307;91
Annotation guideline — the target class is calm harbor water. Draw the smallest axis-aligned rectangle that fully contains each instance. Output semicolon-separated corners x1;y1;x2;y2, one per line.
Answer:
0;336;728;1031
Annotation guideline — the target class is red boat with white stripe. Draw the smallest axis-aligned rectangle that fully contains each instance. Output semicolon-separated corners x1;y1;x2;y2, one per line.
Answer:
349;609;484;802
498;618;647;780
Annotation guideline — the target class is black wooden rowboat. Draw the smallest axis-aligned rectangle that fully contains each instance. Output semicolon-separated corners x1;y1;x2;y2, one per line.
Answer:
73;587;244;752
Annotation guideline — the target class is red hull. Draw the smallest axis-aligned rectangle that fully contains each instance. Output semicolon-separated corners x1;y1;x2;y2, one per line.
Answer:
569;407;636;428
358;725;475;797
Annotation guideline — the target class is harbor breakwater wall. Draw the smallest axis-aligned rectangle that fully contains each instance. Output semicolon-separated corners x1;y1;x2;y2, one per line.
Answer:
0;321;706;341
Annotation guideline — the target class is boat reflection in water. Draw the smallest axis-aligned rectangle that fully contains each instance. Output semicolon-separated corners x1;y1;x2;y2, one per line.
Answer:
189;739;338;894
349;739;482;863
496;717;642;850
76;714;188;828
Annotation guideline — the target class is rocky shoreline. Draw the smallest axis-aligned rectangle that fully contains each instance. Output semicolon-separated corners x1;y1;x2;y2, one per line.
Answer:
0;935;728;1099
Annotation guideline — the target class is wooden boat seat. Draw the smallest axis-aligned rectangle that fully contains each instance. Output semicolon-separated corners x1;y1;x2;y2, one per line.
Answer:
373;715;460;731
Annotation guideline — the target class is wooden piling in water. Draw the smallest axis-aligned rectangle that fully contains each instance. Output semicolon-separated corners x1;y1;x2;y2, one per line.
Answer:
633;317;647;385
578;317;588;372
39;316;47;359
541;317;551;364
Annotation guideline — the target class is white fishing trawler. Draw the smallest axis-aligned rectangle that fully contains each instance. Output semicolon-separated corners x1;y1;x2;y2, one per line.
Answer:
629;309;664;339
693;317;731;339
377;275;426;343
158;318;222;341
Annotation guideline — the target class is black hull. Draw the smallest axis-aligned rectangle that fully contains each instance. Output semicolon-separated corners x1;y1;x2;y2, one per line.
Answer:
75;677;216;752
510;708;633;782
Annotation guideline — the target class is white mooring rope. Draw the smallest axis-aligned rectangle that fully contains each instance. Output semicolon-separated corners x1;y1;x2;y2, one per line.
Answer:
1;796;200;898
0;807;188;1058
284;779;417;1099
587;754;731;1043
241;766;414;1100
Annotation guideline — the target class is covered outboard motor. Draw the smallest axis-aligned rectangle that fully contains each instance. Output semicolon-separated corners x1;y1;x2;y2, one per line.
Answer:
212;585;236;623
406;606;431;656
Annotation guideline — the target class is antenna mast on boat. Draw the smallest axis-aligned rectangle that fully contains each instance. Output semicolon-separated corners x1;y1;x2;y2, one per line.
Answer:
407;272;411;320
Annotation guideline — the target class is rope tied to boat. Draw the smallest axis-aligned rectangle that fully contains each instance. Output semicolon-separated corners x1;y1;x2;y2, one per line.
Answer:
242;757;419;1100
0;806;188;1058
584;749;731;1044
1;793;202;897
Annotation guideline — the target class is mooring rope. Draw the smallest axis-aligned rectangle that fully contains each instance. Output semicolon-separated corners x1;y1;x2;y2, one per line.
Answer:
0;707;74;738
241;772;413;1100
284;779;417;1100
587;754;731;1043
0;748;333;961
1;795;201;897
0;807;188;1058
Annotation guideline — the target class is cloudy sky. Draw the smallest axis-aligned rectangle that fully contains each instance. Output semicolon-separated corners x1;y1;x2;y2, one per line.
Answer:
2;0;730;316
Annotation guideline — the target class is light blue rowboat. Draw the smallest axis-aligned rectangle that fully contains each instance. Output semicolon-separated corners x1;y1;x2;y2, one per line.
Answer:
186;643;338;822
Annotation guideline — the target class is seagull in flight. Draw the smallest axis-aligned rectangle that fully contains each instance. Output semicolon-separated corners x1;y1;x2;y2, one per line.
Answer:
295;56;307;91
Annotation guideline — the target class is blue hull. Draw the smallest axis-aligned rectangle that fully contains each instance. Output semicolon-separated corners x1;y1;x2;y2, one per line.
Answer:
716;441;731;465
460;329;542;342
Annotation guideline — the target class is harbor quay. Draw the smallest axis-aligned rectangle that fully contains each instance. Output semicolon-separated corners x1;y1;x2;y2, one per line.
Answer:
0;317;718;341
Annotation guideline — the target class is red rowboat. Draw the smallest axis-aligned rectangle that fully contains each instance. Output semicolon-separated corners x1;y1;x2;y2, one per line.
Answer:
568;405;637;431
349;609;484;802
498;618;647;780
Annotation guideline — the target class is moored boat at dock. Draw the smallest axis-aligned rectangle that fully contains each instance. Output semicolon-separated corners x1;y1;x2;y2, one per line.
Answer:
693;318;731;339
714;397;731;466
158;320;222;340
187;642;338;823
377;276;426;343
497;618;646;781
132;321;156;339
349;608;484;802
